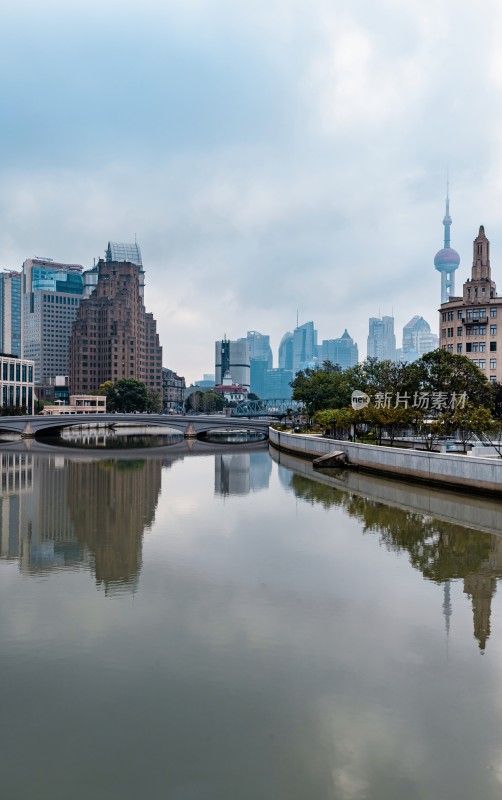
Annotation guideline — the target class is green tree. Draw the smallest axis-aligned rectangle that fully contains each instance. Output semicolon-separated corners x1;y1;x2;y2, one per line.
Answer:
99;379;149;413
202;391;225;413
146;390;162;414
413;349;494;408
291;363;351;416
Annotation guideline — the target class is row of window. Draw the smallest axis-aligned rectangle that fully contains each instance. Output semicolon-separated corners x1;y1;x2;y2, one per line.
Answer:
443;325;497;337
442;307;498;322
1;362;33;382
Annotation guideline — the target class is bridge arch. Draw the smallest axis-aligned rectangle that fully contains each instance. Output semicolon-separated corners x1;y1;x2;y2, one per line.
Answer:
0;413;272;439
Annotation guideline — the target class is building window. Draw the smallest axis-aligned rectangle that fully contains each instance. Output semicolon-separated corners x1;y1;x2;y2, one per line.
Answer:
466;343;472;353
490;376;497;383
490;308;497;318
457;344;462;353
479;360;486;369
490;341;497;352
490;325;497;335
442;328;446;339
457;327;462;336
490;359;496;369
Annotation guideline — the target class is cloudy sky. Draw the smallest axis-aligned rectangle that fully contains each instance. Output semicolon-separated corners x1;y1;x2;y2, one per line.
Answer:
2;0;502;382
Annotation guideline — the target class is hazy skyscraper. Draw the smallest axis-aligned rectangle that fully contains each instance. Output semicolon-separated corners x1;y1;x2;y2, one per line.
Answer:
292;321;317;373
240;331;272;368
367;316;396;361
278;332;293;371
318;330;358;369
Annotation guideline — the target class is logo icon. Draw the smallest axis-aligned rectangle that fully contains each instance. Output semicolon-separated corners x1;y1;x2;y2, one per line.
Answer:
351;390;370;411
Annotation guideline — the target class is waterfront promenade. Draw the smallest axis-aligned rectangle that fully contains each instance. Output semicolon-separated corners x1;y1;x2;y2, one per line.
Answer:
269;427;502;497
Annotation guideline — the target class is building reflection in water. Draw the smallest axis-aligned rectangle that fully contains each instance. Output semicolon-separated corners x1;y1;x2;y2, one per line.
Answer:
67;458;162;592
214;451;272;496
0;453;162;593
280;457;502;652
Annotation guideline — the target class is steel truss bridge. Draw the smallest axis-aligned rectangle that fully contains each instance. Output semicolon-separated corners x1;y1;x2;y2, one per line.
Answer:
232;399;303;417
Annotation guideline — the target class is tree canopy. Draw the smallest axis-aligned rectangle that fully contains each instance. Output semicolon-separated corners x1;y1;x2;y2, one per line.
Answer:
97;379;149;413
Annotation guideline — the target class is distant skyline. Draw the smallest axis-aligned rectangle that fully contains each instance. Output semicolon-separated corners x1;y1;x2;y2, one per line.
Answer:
2;0;502;383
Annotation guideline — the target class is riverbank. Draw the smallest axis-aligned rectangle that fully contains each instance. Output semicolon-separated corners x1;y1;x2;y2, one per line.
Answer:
269;427;502;497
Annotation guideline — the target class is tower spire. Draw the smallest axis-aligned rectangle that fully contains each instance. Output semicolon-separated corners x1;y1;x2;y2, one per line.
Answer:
443;175;452;249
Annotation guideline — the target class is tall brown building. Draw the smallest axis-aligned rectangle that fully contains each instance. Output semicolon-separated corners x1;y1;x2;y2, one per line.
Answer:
440;225;502;384
69;253;162;396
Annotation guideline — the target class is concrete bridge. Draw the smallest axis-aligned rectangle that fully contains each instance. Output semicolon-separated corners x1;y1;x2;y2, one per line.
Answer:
0;413;272;439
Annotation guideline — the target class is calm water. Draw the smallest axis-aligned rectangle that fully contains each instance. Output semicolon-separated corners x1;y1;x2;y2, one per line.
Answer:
1;440;502;800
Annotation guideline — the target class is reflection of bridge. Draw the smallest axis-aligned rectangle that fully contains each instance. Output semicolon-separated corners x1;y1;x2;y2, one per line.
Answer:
232;399;303;417
0;413;272;438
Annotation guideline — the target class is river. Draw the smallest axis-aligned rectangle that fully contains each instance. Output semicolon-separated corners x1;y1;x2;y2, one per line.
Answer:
0;439;501;799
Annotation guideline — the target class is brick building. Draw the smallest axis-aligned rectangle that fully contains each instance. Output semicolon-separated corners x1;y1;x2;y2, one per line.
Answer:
69;255;162;396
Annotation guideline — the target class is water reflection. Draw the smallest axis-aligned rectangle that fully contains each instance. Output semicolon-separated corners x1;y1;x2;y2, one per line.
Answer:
0;451;162;592
275;449;502;651
0;443;271;590
215;451;272;496
59;424;183;449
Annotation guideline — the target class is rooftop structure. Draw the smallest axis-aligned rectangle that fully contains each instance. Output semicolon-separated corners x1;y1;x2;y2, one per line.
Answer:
106;241;142;266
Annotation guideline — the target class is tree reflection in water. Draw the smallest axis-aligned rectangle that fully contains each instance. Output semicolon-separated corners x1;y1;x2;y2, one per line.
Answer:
289;472;502;651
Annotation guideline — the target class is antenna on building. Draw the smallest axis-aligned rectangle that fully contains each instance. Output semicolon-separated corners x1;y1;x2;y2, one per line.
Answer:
296;309;299;329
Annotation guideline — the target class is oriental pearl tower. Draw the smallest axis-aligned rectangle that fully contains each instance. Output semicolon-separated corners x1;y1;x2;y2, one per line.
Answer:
434;184;460;304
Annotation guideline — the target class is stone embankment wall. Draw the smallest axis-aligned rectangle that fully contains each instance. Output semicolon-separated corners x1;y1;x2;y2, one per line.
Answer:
269;428;502;497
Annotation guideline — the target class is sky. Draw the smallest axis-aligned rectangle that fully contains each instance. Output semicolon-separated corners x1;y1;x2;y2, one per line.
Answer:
2;0;502;383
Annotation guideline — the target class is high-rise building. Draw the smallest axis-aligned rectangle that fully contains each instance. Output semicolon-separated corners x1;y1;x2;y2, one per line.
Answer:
278;332;293;371
250;358;268;397
398;316;439;361
318;330;358;369
434;186;461;304
22;258;84;385
69;244;162;395
439;225;502;383
215;338;250;390
240;330;272;396
264;368;293;399
240;331;273;368
0;271;22;357
292;321;317;373
367;316;396;361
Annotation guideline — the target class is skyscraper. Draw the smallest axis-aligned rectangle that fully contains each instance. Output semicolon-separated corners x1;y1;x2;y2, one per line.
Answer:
240;331;272;367
0;271;22;357
22;258;84;385
215;338;250;389
318;330;358;369
239;331;273;396
367;316;396;361
434;185;460;304
278;332;293;370
292;321;317;373
400;316;438;360
69;244;162;395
